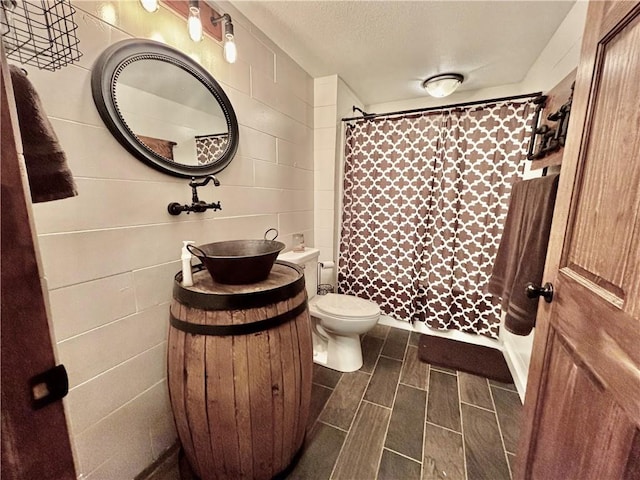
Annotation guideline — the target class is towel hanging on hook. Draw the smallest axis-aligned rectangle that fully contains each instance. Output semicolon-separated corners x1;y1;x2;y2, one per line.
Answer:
487;174;559;336
9;65;78;203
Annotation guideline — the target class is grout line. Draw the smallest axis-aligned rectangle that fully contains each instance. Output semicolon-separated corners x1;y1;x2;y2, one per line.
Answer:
489;382;513;480
373;345;404;480
311;380;337;389
460;399;495;413
383;446;423;465
361;398;393;411
398;380;428;392
328;352;377;480
489;383;519;394
379;353;405;361
317;419;349;433
457;373;469;480
430;366;458;376
421;363;431;480
425;420;464;436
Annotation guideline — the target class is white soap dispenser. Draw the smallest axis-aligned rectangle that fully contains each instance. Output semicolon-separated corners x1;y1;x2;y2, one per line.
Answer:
181;241;195;287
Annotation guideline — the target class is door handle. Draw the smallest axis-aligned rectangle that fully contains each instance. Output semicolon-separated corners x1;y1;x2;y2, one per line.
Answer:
525;282;554;303
29;364;69;410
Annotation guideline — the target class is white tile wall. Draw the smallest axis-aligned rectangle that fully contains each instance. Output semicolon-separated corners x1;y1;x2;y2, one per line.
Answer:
25;1;313;478
312;76;366;273
49;273;137;341
57;303;169;388
313;76;338;262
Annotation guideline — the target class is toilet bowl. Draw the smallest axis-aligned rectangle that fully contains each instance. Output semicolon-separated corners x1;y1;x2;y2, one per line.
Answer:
278;248;381;372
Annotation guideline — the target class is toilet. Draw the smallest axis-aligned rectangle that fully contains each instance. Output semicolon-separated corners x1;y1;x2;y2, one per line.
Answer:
279;248;380;372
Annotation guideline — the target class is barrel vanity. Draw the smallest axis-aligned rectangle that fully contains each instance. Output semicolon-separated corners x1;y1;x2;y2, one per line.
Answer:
167;261;313;480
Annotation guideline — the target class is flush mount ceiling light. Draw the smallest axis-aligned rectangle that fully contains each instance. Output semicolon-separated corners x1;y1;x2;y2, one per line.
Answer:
211;13;237;64
422;73;464;98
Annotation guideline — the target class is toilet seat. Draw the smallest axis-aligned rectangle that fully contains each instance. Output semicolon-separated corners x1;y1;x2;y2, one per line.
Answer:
315;293;380;320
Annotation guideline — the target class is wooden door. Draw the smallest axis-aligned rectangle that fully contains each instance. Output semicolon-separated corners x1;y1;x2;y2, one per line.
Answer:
516;2;640;479
1;50;76;479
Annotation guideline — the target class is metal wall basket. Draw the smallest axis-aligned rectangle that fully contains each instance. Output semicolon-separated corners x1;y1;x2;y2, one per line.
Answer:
1;0;82;71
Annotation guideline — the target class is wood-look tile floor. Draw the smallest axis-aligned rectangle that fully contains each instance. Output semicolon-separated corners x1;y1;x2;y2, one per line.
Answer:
147;325;522;480
289;325;522;480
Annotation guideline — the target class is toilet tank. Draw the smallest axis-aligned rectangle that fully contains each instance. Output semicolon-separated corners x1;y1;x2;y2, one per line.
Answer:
278;248;320;299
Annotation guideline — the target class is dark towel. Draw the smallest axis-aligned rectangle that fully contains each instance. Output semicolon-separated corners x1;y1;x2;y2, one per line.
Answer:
487;174;559;336
9;65;78;203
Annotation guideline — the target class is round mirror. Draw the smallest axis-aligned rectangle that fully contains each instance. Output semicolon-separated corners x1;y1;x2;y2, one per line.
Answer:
91;39;239;177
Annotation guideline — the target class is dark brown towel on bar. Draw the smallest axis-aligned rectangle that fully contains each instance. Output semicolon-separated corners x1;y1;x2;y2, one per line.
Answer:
487;174;559;336
9;65;78;203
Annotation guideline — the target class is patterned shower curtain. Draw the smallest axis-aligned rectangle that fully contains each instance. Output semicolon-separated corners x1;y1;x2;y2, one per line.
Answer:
337;99;534;338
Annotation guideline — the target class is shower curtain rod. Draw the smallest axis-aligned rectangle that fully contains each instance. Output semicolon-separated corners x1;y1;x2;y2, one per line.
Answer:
341;91;543;123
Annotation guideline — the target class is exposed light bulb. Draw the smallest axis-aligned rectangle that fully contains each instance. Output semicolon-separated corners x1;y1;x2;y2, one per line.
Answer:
223;21;237;63
188;4;203;42
224;36;237;64
139;0;159;13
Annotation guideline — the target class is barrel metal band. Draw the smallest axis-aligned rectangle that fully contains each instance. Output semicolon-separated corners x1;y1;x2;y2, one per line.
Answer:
173;261;306;311
170;300;308;336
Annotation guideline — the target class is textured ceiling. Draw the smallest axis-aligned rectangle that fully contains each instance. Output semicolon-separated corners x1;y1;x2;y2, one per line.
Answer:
231;1;576;106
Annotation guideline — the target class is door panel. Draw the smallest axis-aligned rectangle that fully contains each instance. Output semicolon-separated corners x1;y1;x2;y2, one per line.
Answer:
532;331;636;480
1;50;76;479
517;2;640;479
565;10;640;302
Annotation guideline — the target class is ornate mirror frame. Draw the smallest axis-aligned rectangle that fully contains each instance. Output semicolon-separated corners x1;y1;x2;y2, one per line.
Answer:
91;39;239;178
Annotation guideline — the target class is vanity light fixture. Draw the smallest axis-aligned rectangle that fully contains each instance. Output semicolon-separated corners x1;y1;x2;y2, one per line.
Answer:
211;13;237;64
187;0;203;42
422;73;464;98
139;0;159;13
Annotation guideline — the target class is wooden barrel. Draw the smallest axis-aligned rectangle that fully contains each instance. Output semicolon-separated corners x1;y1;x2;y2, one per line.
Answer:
167;261;313;480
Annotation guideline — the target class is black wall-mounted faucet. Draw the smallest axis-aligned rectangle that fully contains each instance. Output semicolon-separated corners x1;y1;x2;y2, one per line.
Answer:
167;175;222;216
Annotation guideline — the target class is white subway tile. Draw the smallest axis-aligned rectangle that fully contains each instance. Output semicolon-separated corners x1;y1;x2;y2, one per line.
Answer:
38;221;214;288
220;186;283;216
278;138;313;170
148;381;177;459
315;228;335;249
314;105;338;129
236;125;277;162
72;10;112;70
254;161;313;191
65;343;166;434
276;53;313;105
216;154;255;187
315;163;336;192
32;178;187;234
278;211;314;237
314;127;337;151
315;209;335;231
227;88;311;145
315;190;336;210
25;65;101;127
282;189;314;213
314;147;335;170
49;273;136;342
252;68;307;124
75;381;173;478
57;303;169;388
234;23;275;80
134;261;180;311
314;75;338;107
48;119;172;182
212;215;279;241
